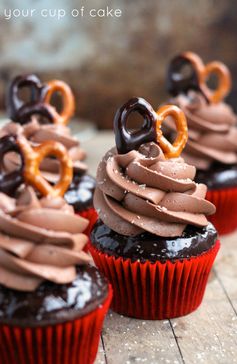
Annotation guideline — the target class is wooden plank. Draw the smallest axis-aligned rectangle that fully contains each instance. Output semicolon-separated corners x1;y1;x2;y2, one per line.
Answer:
170;269;237;364
102;311;183;364
171;304;237;364
101;271;237;364
214;232;237;312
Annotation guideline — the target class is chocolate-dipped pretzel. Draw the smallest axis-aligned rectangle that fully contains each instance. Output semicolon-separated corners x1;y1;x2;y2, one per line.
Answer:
0;135;24;195
114;97;188;158
7;74;48;124
7;75;75;126
114;98;157;154
167;51;231;103
0;135;73;197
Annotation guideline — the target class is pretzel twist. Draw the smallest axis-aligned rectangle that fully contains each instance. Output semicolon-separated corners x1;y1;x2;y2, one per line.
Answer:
44;80;75;125
168;51;231;103
17;136;73;197
114;97;188;158
7;75;75;125
156;104;188;159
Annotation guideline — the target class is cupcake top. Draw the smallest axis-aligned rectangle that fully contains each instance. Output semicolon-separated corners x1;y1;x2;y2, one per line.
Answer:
0;134;91;292
3;75;88;182
0;187;90;292
94;97;216;237
166;52;237;170
169;91;237;170
0;119;87;181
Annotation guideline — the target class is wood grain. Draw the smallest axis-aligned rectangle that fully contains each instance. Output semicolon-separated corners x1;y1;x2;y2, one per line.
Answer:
102;312;183;364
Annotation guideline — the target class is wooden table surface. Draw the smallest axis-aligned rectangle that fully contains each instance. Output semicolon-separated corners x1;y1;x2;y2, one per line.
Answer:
81;131;237;364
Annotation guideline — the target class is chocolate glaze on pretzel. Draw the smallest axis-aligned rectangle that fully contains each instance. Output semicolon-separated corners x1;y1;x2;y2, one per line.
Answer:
7;75;75;126
167;53;203;98
114;97;157;154
0;135;24;195
167;51;231;104
7;74;48;124
114;97;188;158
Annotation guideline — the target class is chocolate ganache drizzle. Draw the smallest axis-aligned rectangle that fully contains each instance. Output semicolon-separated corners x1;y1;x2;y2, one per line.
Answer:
0;187;91;292
169;91;237;170
94;142;215;237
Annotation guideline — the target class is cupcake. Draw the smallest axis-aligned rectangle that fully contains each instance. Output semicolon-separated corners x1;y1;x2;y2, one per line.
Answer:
166;51;237;235
0;135;112;364
3;74;97;233
89;97;219;320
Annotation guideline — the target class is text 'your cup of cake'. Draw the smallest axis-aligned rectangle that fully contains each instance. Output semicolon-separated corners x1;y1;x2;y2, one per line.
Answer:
89;97;220;320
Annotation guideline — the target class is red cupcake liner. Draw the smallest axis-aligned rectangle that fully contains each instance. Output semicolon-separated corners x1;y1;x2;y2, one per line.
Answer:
206;187;237;235
77;208;98;237
89;241;220;320
0;285;112;364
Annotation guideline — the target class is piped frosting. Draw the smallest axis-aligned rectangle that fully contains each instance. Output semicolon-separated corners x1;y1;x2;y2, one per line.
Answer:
0;118;87;181
168;91;237;170
94;142;215;237
0;187;91;291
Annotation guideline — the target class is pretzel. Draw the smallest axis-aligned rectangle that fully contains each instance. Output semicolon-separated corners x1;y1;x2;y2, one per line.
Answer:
7;74;47;124
16;135;73;197
7;75;75;125
43;80;75;125
167;51;231;104
155;104;188;159
0;135;24;195
114;97;187;158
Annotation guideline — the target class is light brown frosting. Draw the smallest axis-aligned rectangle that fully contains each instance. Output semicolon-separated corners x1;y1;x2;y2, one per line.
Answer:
0;187;91;291
167;91;237;170
94;142;215;237
0;118;87;181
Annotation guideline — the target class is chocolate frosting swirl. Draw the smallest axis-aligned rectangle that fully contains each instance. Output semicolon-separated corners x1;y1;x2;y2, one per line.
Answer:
167;91;237;170
0;187;91;292
0;118;87;181
94;142;215;237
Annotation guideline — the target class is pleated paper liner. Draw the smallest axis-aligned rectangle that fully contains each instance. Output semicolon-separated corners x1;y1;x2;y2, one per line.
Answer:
89;241;220;320
206;187;237;235
78;208;98;237
0;284;112;364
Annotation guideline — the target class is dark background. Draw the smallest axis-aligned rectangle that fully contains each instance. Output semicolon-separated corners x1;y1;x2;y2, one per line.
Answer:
0;0;236;128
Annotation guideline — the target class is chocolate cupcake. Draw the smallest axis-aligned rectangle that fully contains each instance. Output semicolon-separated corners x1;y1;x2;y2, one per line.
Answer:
89;97;219;320
0;135;112;364
3;75;97;233
166;51;237;234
